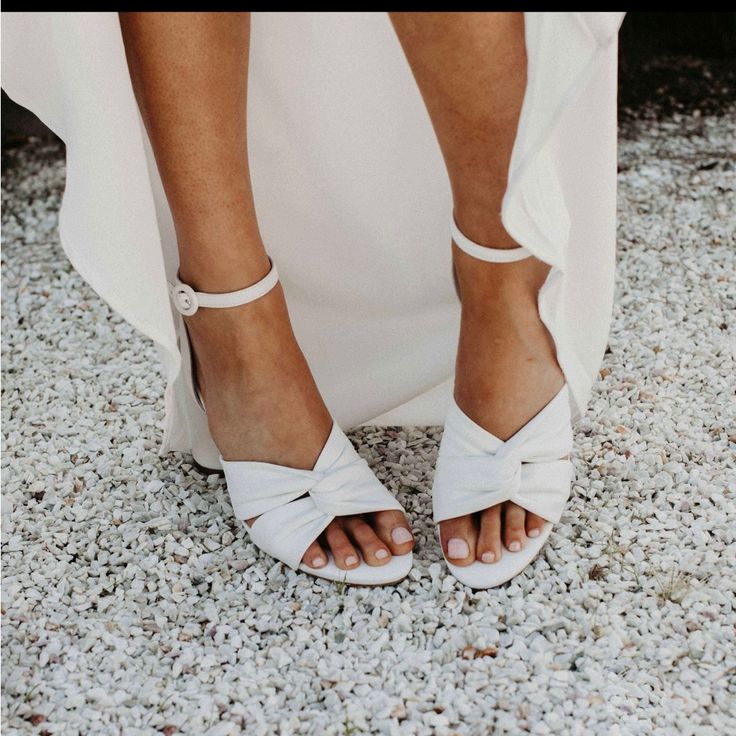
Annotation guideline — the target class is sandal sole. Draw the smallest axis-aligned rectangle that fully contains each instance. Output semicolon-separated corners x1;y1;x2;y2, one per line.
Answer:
443;522;553;589
298;551;413;586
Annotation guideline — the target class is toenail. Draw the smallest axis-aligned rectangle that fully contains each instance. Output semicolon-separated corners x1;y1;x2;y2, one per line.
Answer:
345;555;358;566
528;528;541;538
447;538;470;559
481;551;495;563
375;549;389;560
311;557;326;568
391;527;413;544
508;540;521;552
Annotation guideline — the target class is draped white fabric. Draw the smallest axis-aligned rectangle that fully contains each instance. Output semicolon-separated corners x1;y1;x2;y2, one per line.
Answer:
1;12;625;456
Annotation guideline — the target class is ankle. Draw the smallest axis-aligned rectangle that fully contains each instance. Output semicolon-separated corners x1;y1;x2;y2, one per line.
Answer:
180;279;305;379
179;254;272;294
185;297;298;355
176;228;271;294
457;275;540;320
454;247;549;309
452;197;514;250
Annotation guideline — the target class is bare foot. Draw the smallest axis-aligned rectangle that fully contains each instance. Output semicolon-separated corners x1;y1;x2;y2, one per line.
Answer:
183;277;415;570
438;242;565;567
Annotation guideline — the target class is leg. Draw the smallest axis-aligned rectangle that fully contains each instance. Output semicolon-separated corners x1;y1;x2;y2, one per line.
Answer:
119;12;414;569
390;12;564;565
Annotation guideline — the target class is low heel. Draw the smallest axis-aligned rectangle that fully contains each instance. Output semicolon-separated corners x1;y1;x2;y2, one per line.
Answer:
190;419;223;473
178;357;222;472
175;317;223;473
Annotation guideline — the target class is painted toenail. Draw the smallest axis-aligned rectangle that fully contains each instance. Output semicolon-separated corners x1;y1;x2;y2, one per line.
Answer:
481;552;495;563
375;549;389;560
391;527;413;544
345;555;358;566
311;557;326;568
528;528;541;538
508;540;521;552
447;538;470;559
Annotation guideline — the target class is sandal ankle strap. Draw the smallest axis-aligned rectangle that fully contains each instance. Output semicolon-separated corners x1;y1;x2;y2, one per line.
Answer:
169;258;279;316
451;216;532;263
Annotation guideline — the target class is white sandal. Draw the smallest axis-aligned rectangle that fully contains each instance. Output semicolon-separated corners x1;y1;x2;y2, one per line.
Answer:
432;219;574;589
169;260;413;585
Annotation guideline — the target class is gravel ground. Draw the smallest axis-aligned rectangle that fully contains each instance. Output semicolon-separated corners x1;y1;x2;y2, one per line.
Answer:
2;63;735;735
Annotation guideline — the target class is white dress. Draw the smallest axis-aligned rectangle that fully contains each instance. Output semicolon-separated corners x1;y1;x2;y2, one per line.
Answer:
1;12;625;457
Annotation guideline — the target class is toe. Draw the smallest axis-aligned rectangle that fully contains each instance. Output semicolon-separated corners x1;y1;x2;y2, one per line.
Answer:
440;515;477;567
503;502;527;552
301;539;328;570
372;510;414;556
324;520;361;570
525;510;547;539
476;505;503;564
343;516;392;566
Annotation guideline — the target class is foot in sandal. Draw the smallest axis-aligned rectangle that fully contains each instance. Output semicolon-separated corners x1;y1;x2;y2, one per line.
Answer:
433;218;573;588
171;259;414;585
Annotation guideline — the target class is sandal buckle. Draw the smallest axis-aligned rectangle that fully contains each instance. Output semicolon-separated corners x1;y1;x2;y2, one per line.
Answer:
171;283;198;316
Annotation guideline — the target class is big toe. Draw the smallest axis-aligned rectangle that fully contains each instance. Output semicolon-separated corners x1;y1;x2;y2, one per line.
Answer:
301;539;328;570
440;515;477;567
372;510;415;556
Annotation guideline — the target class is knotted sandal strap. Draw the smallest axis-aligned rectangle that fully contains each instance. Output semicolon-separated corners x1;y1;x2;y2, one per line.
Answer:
433;385;573;524
222;423;403;570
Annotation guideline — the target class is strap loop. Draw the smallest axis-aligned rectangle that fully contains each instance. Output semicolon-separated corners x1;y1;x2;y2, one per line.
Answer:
451;217;532;263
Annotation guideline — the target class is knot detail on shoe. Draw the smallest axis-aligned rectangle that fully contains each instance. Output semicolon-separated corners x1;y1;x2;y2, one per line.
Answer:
221;423;402;570
432;386;574;524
